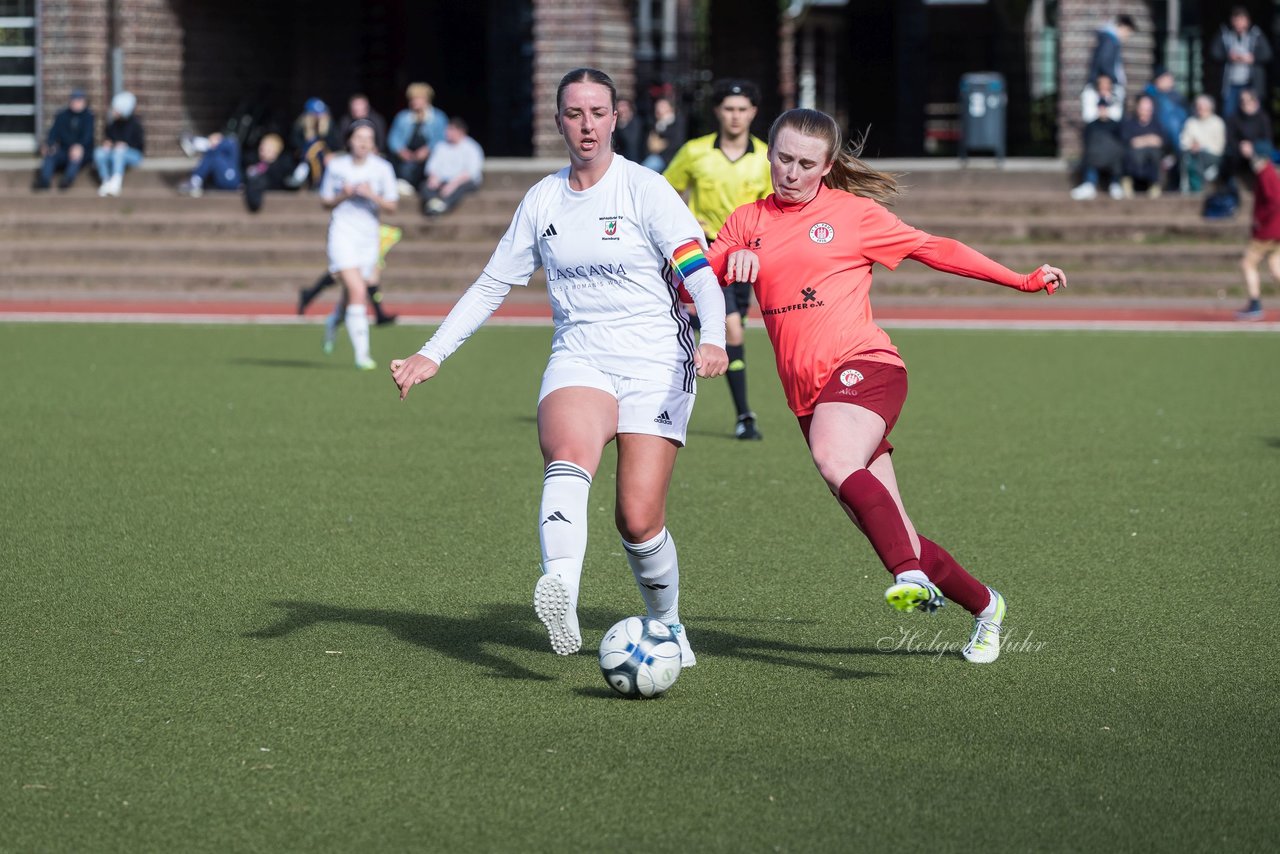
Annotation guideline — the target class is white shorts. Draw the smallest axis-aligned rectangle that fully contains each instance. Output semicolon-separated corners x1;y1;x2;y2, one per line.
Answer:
538;360;696;446
328;231;378;280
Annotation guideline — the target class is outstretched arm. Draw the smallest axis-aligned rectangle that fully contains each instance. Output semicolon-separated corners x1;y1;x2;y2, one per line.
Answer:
908;235;1066;294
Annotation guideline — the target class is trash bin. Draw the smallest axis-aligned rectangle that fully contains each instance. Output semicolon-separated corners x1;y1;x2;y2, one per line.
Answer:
958;72;1007;163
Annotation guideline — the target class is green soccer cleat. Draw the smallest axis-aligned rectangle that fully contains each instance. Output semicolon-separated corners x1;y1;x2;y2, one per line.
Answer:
884;580;946;614
355;357;377;371
962;589;1006;664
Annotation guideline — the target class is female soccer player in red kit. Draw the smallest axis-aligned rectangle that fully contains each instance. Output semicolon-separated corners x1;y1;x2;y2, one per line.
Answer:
710;109;1066;663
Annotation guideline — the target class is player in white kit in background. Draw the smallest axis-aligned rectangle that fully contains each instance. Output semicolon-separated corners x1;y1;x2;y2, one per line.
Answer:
320;120;398;370
390;68;728;666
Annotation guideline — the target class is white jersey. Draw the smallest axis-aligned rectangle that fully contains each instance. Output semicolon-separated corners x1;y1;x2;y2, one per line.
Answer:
321;153;398;259
483;155;708;392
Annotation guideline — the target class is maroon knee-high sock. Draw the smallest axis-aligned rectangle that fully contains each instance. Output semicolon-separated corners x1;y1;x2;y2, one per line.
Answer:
837;469;921;575
918;536;992;615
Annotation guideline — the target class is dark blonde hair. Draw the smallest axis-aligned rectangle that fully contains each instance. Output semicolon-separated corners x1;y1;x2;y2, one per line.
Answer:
768;108;899;204
557;68;617;112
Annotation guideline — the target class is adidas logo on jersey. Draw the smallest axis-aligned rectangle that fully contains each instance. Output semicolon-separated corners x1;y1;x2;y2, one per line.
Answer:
653;410;672;425
542;223;558;238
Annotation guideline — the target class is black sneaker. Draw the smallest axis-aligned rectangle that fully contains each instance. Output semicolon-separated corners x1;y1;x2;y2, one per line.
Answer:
735;413;762;440
375;313;398;327
32;175;50;191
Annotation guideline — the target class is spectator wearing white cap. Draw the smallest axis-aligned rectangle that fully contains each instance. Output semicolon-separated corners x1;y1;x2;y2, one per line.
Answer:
94;91;144;197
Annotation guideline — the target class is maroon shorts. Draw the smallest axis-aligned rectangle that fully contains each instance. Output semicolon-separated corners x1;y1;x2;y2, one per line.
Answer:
797;360;909;462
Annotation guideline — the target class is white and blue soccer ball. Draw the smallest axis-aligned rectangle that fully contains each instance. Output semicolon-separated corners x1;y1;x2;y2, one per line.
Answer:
598;616;683;698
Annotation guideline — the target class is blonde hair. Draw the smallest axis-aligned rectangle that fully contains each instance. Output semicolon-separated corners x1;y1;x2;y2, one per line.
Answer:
406;82;434;102
768;108;900;204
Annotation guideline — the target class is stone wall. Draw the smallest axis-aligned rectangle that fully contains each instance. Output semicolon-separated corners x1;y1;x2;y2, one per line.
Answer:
1058;0;1158;161
531;0;635;157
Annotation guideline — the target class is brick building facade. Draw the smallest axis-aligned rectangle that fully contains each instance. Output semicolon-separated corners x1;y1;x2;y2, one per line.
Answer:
13;1;1278;161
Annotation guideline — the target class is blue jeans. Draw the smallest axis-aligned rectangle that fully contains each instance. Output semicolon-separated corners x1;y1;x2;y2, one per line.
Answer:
1223;83;1252;118
40;148;87;185
94;145;144;180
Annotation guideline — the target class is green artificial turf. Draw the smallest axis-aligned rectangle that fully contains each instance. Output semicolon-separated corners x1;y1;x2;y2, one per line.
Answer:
1;322;1278;852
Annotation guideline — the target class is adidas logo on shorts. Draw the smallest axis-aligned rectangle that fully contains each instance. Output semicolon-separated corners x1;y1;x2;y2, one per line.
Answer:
653;410;672;425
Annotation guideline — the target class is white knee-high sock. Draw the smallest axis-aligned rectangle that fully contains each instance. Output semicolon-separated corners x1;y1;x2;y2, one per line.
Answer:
345;304;370;362
539;461;592;606
623;527;680;624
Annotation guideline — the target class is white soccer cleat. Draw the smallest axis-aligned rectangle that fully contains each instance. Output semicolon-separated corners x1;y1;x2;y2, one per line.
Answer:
668;622;696;667
534;573;581;655
962;589;1006;664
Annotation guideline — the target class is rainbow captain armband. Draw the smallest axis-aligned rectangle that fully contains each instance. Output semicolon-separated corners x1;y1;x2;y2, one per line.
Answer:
671;240;710;281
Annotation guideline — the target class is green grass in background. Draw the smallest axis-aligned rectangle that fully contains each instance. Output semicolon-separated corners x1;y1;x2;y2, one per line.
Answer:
1;323;1277;852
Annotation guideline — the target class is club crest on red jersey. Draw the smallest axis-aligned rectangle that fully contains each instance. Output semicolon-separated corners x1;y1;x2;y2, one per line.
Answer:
809;222;835;244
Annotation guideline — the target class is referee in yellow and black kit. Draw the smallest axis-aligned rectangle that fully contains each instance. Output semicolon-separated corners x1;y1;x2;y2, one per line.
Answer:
664;79;772;440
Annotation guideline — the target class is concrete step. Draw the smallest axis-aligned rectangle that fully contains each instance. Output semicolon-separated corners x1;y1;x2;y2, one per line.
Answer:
0;264;1240;296
0;237;1247;272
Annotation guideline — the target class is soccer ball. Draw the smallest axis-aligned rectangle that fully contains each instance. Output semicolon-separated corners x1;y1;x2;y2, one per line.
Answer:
598;616;683;698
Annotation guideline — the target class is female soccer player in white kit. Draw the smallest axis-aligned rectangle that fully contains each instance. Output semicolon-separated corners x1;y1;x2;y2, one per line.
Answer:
320;120;398;369
390;69;728;664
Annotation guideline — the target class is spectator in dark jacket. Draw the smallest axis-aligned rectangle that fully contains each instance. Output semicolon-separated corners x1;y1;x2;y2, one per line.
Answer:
34;88;94;190
176;132;242;197
613;97;646;162
94;91;145;197
288;98;341;189
1224;87;1273;190
338;93;388;153
1121;94;1166;197
1211;6;1272;119
1087;14;1137;102
243;133;296;213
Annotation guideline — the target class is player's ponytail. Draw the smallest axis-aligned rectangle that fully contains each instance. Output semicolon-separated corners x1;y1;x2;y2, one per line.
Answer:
768;109;900;204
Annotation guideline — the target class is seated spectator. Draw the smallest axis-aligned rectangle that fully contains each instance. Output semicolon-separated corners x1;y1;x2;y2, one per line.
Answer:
177;132;242;197
1180;95;1227;193
34;88;94;190
243;133;296;213
338;93;388;153
1224;87;1274;191
640;96;683;171
94;91;144;197
387;82;447;196
1144;68;1189;188
420;117;485;216
1121;93;1166;197
288;98;340;189
1071;74;1126;200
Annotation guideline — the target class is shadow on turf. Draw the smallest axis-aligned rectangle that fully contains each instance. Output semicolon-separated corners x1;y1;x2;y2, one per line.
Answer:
247;601;894;684
247;600;557;681
229;357;331;370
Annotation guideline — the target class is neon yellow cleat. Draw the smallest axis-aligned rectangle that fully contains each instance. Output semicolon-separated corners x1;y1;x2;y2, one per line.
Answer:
884;580;945;614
